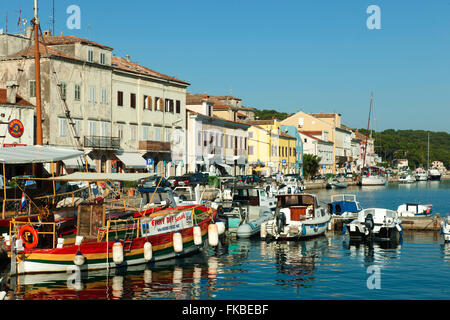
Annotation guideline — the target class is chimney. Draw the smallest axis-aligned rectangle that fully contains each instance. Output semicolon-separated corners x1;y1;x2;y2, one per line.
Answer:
6;81;18;104
25;25;33;39
126;55;130;62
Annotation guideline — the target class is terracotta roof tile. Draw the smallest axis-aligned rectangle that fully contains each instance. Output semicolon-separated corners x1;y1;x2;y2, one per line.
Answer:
42;35;113;50
112;56;189;85
0;89;34;106
8;42;80;61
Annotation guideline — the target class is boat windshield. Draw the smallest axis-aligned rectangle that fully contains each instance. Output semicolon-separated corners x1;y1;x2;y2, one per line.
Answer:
276;194;316;208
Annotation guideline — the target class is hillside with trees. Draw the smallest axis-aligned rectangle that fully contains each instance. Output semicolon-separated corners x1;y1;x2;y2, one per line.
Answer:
358;129;450;169
253;109;291;121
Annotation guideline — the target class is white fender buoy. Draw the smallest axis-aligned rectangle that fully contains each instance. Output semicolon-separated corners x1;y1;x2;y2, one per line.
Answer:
193;224;202;246
208;223;219;247
144;241;153;261
216;221;225;235
112;240;124;265
260;222;267;240
73;250;85;266
173;231;183;253
112;275;124;298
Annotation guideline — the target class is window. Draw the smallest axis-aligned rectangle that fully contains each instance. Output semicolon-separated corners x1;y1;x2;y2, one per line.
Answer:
89;86;96;102
88;49;94;62
58;118;67;137
130;125;137;141
88;120;97;136
143;95;152;110
100;121;110;137
130;93;136;108
154;127;161;141
117;124;123;140
100;52;106;65
101;88;107;104
175;100;181;113
29;80;36;98
198;132;202;147
164;99;170;112
74;119;82;137
141;125;149;140
249;131;253;139
244;138;247;150
249;146;254;156
117;91;123;107
165;128;170;142
60;82;66;100
74;84;81;101
169;100;174;113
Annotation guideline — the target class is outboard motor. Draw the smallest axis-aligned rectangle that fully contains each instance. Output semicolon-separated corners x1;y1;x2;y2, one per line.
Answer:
215;205;229;230
364;213;375;232
276;211;286;234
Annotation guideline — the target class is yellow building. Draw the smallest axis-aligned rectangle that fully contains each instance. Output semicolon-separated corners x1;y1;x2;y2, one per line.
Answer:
248;120;297;175
248;125;271;176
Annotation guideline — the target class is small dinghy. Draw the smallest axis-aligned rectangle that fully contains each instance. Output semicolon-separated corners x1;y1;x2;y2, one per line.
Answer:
326;178;347;189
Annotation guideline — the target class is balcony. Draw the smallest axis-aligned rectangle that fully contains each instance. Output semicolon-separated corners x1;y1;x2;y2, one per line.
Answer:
139;140;171;152
84;136;120;150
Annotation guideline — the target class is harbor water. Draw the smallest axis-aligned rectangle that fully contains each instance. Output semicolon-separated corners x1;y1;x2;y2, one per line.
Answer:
2;180;450;300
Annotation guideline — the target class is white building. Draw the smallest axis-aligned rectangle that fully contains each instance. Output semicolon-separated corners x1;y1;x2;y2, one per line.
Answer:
299;131;333;175
0;31;189;175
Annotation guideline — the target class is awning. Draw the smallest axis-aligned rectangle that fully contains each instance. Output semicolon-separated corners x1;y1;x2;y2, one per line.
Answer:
47;172;155;181
114;152;147;169
62;155;96;169
0;146;85;164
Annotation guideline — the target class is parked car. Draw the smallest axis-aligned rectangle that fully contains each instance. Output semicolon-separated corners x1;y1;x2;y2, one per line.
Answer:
139;176;172;188
176;173;209;186
237;174;264;184
167;176;183;187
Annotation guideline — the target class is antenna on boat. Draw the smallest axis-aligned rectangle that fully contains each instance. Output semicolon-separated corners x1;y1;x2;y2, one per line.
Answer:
362;92;373;169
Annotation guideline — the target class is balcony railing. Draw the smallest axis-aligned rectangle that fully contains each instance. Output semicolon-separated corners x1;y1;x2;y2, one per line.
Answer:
139;140;171;152
84;136;120;150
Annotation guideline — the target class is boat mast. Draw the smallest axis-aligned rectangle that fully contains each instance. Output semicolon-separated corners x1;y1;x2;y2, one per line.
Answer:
427;131;429;171
362;93;373;169
32;0;43;146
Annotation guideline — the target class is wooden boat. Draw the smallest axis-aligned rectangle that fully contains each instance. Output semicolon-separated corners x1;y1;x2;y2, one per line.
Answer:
5;173;219;275
263;193;331;240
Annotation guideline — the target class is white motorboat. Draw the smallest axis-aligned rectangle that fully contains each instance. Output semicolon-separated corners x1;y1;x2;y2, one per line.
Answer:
414;168;428;181
398;173;415;184
441;217;450;242
217;185;276;238
328;194;362;220
263;193;331;240
358;167;388;186
346;208;403;242
326;178;347;189
397;203;432;217
428;169;442;181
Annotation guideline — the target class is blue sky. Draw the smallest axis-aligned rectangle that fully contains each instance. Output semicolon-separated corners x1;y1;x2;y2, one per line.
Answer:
2;0;450;132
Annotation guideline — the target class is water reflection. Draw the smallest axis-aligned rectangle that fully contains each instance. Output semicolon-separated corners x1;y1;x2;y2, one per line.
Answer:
268;237;330;289
7;253;223;300
343;238;402;266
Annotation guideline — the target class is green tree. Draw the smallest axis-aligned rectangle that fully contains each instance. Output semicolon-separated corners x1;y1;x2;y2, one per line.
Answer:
303;154;322;179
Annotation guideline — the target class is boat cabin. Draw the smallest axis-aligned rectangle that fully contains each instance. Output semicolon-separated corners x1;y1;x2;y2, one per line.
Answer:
276;194;319;221
137;186;177;210
231;186;275;209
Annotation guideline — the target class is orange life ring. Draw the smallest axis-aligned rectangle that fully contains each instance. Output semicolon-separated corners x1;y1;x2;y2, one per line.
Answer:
18;225;39;249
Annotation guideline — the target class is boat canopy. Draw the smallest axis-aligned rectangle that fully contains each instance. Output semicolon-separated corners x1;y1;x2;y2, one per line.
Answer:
0;145;85;164
45;172;155;181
